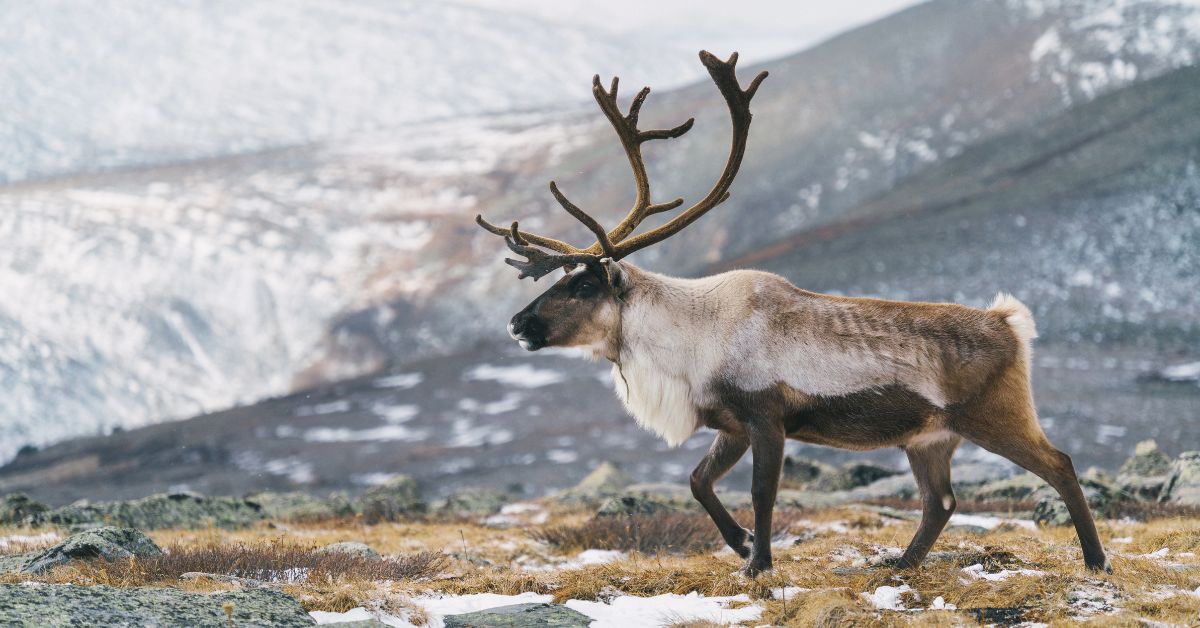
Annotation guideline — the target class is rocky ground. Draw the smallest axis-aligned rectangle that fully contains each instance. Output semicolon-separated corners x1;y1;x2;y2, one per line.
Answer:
0;441;1198;626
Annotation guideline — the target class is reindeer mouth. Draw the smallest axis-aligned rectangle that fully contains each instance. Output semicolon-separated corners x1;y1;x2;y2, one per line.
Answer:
508;322;545;351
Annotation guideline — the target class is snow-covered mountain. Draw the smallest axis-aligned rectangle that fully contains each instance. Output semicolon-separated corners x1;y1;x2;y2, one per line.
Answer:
2;0;1200;466
0;0;698;184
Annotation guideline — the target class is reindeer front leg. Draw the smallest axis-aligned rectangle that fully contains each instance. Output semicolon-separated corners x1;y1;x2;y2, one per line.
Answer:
690;431;752;557
744;420;785;576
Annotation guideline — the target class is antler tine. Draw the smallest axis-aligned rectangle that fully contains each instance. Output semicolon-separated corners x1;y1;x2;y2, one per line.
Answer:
548;182;618;260
590;74;694;247
475;214;583;255
609;50;767;258
503;235;597;281
477;51;766;279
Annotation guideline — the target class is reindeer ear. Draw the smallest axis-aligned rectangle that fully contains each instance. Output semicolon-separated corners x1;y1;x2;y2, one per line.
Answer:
600;258;623;289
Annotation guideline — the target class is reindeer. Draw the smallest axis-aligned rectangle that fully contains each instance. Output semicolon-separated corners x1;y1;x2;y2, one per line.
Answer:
477;51;1110;576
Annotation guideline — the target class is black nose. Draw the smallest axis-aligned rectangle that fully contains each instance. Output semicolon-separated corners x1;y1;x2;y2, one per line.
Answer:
510;311;544;338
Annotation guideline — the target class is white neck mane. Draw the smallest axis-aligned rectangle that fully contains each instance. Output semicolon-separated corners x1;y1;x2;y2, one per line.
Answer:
609;268;727;447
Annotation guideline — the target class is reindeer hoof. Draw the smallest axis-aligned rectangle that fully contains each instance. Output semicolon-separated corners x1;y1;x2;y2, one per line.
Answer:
739;558;772;578
1087;558;1113;575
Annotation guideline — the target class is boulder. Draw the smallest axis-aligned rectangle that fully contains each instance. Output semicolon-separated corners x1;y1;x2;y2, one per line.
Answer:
439;487;509;516
313;541;381;562
21;527;162;575
590;482;729;516
1159;451;1200;505
443;603;590;627
966;473;1046;502
557;462;634;504
595;495;682;518
0;493;48;525
358;476;425;523
575;462;633;494
0;583;314;627
1032;476;1116;526
811;462;903;492
247;491;353;522
781;456;837;488
1120;440;1172;477
36;492;263;530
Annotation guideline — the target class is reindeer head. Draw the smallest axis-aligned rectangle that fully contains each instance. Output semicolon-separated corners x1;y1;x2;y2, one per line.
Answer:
478;51;767;354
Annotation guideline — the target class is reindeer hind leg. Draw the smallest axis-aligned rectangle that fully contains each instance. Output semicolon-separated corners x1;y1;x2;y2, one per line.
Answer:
951;370;1110;573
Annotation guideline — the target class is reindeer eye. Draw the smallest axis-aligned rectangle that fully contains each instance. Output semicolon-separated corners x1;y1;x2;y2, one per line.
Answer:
574;280;598;298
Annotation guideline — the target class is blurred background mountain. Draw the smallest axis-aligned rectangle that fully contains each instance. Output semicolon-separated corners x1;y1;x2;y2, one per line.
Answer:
1;0;1197;503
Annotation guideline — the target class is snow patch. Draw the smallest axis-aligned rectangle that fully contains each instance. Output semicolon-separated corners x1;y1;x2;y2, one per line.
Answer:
565;592;762;628
372;373;423;389
948;513;1037;531
464;364;565;388
961;563;1046;581
862;585;915;610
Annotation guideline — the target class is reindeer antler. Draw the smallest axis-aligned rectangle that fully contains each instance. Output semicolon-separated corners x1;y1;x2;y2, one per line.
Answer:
477;50;768;280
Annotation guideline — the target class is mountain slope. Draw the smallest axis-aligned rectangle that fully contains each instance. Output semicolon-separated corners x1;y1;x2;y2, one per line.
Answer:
4;0;1200;463
0;0;697;184
3;63;1197;503
321;0;1200;377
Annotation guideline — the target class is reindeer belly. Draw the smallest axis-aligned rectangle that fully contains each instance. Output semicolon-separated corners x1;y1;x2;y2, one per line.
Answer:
783;385;938;450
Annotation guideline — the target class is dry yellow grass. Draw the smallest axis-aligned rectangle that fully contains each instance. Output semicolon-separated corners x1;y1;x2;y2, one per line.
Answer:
3;504;1199;625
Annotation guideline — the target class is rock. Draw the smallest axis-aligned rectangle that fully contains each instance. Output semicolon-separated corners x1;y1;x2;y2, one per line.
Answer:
1159;451;1200;505
1120;440;1172;477
812;462;903;492
0;555;28;573
966;473;1047;502
845;473;919;501
556;462;634;504
439;487;509;516
358;476;425;523
36;492;263;530
1032;476;1115;526
314;541;381;561
0;583;314;627
0;493;48;525
590;485;729;518
781;456;838;488
443;603;591;627
575;462;633;495
247;491;352;522
595;495;681;518
21;527;162;575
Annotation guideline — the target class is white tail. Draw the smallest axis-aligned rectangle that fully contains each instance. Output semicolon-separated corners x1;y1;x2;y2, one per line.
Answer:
990;293;1038;355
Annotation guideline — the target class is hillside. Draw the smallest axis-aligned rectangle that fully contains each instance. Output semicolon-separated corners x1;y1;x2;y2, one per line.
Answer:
2;65;1197;502
0;0;697;184
3;0;1200;464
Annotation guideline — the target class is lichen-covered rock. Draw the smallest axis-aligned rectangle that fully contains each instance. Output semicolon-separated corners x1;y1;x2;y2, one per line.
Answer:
0;555;28;573
443;602;590;627
0;583;314;627
781;456;838;488
595;495;682;518
0;493;48;525
247;491;352;522
811;462;903;492
1032;476;1115;527
966;474;1047;502
21;527;162;575
314;541;381;561
439;487;509;516
35;492;263;530
1119;440;1172;477
556;462;634;505
1159;451;1200;505
358;476;425;523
